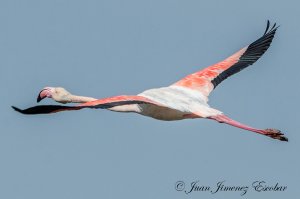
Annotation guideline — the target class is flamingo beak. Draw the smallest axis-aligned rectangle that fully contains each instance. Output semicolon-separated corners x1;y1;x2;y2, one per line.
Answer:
37;88;51;103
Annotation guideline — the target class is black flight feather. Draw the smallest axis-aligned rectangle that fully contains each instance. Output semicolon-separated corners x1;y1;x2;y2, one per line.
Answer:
211;20;278;88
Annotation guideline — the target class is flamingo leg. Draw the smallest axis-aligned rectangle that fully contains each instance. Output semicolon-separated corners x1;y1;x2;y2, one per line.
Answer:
209;115;288;141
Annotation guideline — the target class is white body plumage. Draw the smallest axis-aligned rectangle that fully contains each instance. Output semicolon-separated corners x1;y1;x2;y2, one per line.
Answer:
137;86;222;120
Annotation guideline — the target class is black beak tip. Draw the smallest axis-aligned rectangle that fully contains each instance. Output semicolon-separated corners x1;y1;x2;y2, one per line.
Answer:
37;89;46;103
37;95;42;103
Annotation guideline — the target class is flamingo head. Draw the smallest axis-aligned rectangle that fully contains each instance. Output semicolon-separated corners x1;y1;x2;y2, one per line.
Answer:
37;87;71;104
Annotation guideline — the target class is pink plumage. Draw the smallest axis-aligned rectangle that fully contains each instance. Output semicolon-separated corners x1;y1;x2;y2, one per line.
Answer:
12;21;287;142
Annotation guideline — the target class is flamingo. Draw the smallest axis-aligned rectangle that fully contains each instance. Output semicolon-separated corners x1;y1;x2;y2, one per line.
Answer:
12;21;288;142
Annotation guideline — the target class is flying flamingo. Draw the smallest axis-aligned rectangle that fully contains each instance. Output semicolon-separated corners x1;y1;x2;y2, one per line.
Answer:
12;21;288;142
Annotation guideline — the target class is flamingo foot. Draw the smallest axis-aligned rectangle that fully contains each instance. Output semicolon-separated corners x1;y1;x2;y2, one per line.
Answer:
263;129;288;142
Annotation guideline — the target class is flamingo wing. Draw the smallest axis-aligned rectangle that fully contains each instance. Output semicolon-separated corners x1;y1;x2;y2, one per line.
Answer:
12;95;162;115
172;21;278;97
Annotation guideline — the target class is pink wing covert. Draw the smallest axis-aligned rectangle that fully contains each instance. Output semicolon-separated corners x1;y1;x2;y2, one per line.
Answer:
12;95;163;115
173;47;247;97
172;21;278;97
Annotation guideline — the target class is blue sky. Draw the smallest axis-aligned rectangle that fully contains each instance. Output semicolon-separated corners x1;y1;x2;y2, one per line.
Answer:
1;0;299;198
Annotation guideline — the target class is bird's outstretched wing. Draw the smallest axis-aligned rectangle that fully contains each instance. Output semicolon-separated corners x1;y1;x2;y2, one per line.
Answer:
172;21;278;97
12;95;162;115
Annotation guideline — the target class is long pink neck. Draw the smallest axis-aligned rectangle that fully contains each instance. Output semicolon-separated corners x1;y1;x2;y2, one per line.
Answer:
69;95;140;113
70;95;97;103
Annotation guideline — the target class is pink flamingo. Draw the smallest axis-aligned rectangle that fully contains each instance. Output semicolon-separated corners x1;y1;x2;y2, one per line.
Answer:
12;21;287;141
